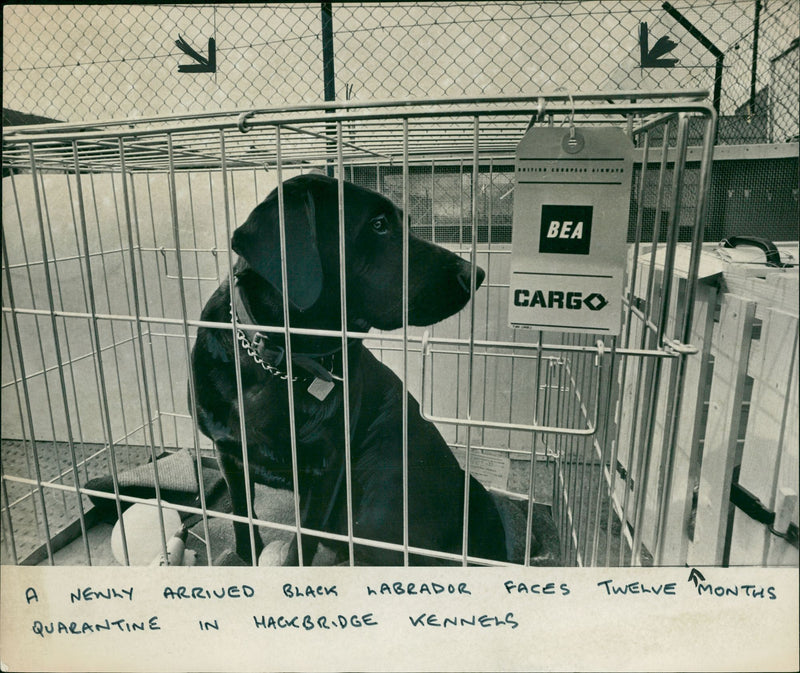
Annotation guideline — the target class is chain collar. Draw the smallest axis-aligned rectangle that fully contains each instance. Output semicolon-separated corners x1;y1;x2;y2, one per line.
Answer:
234;318;299;381
229;283;345;384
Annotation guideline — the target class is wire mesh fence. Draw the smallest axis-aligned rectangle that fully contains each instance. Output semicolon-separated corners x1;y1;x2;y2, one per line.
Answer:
3;1;798;142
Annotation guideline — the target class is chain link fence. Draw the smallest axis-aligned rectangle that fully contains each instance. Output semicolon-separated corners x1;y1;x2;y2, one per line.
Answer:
3;2;798;143
3;2;798;242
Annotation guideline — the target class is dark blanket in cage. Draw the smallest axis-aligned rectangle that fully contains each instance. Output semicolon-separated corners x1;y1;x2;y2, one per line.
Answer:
83;449;560;566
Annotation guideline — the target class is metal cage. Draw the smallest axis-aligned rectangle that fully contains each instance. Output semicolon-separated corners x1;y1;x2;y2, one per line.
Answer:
1;91;717;567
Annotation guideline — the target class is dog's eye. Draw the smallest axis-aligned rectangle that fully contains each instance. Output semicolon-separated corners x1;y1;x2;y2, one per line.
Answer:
370;214;390;235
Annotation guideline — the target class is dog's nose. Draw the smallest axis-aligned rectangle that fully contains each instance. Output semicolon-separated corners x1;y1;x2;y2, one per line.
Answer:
456;264;486;294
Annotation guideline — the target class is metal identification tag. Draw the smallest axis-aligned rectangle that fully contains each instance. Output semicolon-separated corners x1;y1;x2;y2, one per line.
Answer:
508;126;633;335
307;377;335;401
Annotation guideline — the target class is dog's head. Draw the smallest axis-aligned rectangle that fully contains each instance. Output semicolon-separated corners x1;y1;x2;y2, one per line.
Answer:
231;173;484;331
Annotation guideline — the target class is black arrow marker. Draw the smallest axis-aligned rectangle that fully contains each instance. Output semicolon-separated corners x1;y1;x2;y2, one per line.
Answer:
640;23;679;68
176;35;216;73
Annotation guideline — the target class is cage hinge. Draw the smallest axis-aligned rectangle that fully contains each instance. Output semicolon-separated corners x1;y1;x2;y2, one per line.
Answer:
730;482;799;549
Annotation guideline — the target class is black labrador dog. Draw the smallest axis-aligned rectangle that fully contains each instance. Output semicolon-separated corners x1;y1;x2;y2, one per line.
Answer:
191;173;508;565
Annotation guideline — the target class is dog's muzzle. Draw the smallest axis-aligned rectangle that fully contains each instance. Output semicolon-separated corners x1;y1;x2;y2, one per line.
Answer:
456;263;486;294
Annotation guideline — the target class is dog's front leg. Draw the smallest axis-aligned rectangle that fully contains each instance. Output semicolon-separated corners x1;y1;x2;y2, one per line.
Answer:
272;527;319;567
217;449;264;564
291;449;349;565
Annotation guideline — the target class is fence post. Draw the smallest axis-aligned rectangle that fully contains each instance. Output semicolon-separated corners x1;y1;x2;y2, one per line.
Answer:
321;3;336;103
750;0;762;113
321;2;336;177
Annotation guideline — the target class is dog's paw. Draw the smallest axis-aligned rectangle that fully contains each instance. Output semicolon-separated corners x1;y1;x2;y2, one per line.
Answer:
258;539;294;566
214;548;249;566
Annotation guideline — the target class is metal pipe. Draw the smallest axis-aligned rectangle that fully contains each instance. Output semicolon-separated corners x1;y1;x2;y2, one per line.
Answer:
402;118;411;565
69;161;132;562
617;124;669;565
127;174;169;470
1;305;686;361
105;172;146;462
220;130;261;565
626;129;651;339
523;332;545;565
0;454;18;564
5;174;68;522
1;229;55;565
119;138;171;564
1;310;38;553
41;172;91;504
142;176;181;445
553;357;567;554
274;128;306;565
460;117;481;566
563;337;579;562
420;333;602;436
630;114;690;564
27;144;94;565
336;122;357;564
3;90;711;138
653;107;718;564
590;338;617;565
656;114;690;347
162;154;212;564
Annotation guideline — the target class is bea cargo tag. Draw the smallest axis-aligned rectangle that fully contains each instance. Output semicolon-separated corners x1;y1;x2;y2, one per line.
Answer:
508;126;633;335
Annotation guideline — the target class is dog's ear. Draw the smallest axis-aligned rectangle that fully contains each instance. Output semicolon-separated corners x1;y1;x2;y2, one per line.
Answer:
231;181;323;311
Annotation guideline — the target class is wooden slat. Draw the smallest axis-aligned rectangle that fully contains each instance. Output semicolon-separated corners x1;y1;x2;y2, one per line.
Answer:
659;280;718;564
729;308;799;565
688;293;756;565
722;272;799;319
765;331;799;566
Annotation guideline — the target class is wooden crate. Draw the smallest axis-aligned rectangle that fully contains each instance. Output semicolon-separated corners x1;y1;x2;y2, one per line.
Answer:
622;242;798;566
721;268;799;566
